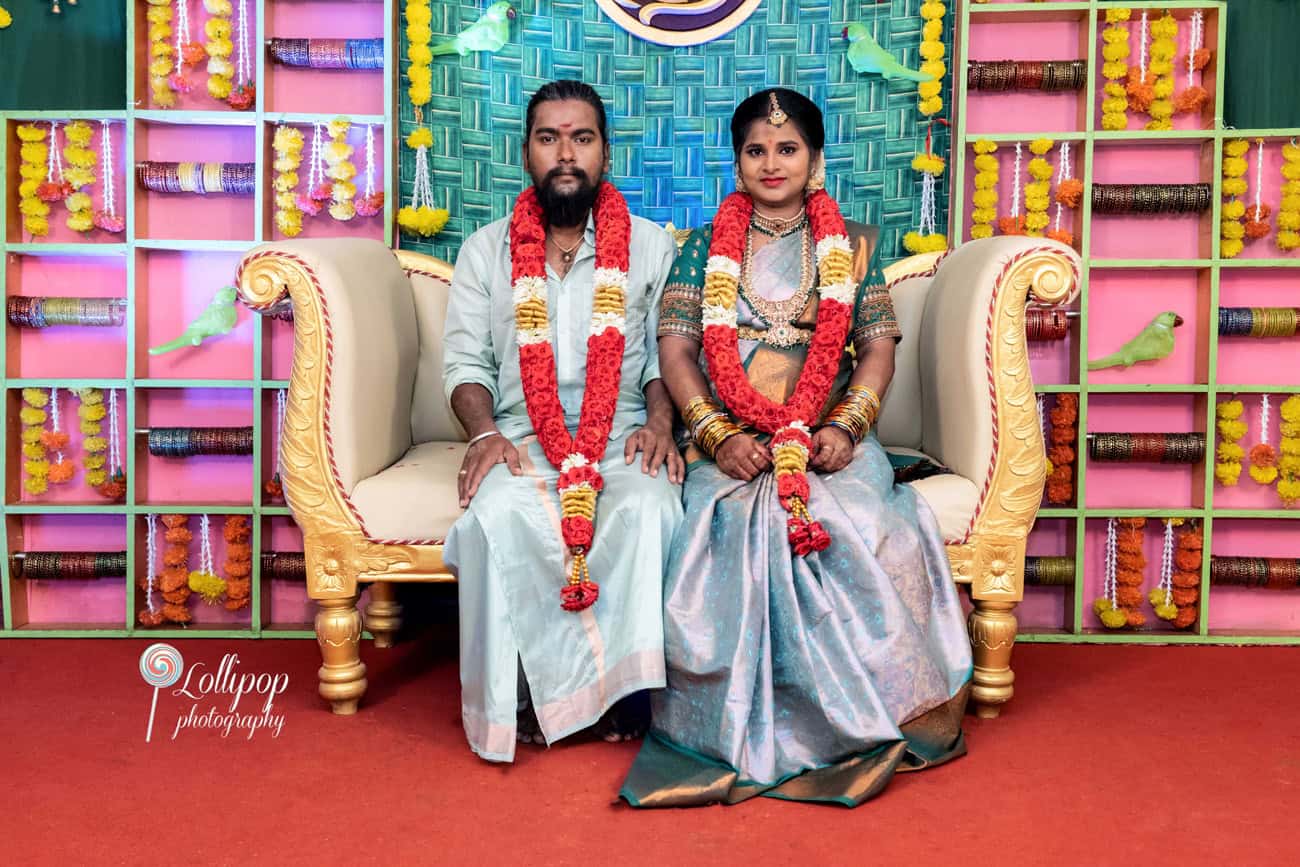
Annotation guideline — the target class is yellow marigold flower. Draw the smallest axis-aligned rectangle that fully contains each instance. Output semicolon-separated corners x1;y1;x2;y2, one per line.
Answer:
407;128;434;149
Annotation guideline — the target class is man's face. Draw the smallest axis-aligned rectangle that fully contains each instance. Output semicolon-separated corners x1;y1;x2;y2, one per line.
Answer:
523;98;608;227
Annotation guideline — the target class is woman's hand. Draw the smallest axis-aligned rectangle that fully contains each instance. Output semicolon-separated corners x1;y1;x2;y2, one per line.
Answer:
809;426;855;474
715;433;772;481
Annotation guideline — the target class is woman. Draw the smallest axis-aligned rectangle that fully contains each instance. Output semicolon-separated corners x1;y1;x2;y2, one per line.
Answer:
620;89;972;808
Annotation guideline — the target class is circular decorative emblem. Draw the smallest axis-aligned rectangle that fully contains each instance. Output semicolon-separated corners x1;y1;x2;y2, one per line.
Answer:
594;0;763;47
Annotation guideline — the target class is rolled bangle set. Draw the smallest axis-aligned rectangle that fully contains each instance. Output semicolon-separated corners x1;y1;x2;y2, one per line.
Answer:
7;296;127;328
1086;432;1206;464
267;38;384;69
966;60;1087;92
136;161;256;196
1090;183;1213;215
1218;307;1300;338
683;395;744;458
823;385;881;446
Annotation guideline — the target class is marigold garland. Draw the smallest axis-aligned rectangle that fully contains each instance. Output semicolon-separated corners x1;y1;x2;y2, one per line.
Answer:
1114;517;1148;628
0;6;11;28
1148;518;1179;622
1152;520;1201;628
398;127;449;237
1244;139;1272;241
703;189;855;557
20;388;50;496
325;118;357;221
1214;398;1246;486
62;121;97;234
1175;10;1210;115
187;514;226;606
510;181;631;612
1100;8;1132;131
903;150;947;254
147;0;177;108
1278;142;1300;253
917;1;946;118
1024;138;1053;237
1221;138;1249;259
17;123;51;238
223;515;252;610
204;0;235;102
45;388;75;485
971;140;998;240
998;142;1026;236
1144;11;1177;131
77;388;108;488
1278;395;1300;507
1126;10;1154;114
1046;393;1077;504
405;0;433;111
272;125;305;237
1250;395;1279;485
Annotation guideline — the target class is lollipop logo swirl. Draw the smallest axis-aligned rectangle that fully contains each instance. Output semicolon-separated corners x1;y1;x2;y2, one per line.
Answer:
139;643;184;742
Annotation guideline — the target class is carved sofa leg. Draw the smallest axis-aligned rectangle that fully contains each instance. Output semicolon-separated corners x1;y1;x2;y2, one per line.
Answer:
968;598;1017;719
316;595;368;715
364;581;402;649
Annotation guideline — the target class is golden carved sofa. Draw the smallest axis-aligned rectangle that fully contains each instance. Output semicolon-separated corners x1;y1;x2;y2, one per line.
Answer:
236;234;1080;719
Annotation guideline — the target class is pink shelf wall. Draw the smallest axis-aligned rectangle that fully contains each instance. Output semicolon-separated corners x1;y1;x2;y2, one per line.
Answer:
1210;392;1295;512
135;387;254;505
9;386;127;506
1084;393;1205;510
265;515;310;624
965;16;1088;135
1089;141;1211;260
18;514;127;626
133;512;252;627
1215;270;1300;386
133;0;259;114
135;250;253;380
959;139;1086;251
1208;520;1300;632
1027;325;1079;386
1021;517;1073;631
264;0;387;116
134;123;256;242
1082;517;1186;632
1224;138;1300;262
262;121;386;242
3;120;128;245
1086;268;1208;386
6;254;129;380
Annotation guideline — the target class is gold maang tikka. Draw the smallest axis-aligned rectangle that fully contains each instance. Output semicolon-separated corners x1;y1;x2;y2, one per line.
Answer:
767;92;788;127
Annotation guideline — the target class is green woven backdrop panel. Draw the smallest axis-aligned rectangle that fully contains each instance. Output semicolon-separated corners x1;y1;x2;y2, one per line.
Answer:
400;0;950;262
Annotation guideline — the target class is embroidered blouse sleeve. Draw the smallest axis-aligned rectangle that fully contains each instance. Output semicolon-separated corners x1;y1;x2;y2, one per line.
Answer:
852;239;902;346
657;227;711;342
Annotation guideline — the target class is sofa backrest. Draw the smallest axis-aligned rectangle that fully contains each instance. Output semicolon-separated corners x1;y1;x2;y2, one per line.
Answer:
408;268;468;443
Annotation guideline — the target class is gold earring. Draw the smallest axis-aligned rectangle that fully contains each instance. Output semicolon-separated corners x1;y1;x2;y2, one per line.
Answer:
734;165;746;193
806;155;826;193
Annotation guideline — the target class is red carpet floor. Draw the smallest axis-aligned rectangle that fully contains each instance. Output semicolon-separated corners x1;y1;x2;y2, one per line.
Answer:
2;636;1298;865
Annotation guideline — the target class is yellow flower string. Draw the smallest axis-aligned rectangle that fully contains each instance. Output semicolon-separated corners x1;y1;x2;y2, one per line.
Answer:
78;388;109;489
1024;138;1054;237
325;118;357;221
63;121;97;234
0;6;12;28
1278;396;1300;507
398;128;450;236
406;0;433;112
917;1;946;118
21;388;50;496
1214;398;1246;486
903;150;947;254
1100;8;1132;131
204;0;235;101
17;123;50;238
971;140;998;240
146;0;176;108
1221;138;1249;259
1145;11;1177;131
273;125;305;236
1278;142;1300;253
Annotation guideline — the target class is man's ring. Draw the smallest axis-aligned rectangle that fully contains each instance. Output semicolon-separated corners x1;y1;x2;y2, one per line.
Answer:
458;470;468;475
752;452;761;460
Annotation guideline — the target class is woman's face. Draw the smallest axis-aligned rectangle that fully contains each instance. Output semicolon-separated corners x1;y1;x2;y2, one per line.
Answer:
736;120;815;213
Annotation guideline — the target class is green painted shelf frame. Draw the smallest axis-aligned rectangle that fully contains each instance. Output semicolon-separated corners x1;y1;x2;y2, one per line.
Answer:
0;0;398;639
952;0;1300;645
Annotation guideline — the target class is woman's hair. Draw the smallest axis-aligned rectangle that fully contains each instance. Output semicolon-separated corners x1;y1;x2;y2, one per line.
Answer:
525;79;609;144
729;88;825;157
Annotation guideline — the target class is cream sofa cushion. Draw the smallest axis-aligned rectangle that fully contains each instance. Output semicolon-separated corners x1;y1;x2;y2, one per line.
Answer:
876;274;931;450
349;441;468;542
408;270;468;444
885;447;980;544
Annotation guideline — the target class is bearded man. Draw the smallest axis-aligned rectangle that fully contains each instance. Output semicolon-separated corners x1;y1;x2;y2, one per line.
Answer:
442;80;684;762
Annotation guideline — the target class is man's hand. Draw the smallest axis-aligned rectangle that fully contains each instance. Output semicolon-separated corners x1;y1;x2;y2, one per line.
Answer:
625;425;685;484
458;434;521;507
715;433;772;482
809;426;854;474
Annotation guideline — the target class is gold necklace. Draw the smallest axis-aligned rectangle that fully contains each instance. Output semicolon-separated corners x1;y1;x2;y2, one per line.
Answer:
750;206;807;238
548;232;583;265
738;222;815;347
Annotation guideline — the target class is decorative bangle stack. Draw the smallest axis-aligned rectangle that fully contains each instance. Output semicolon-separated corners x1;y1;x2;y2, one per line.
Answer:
145;426;255;457
1218;307;1299;338
1087;432;1206;464
823;385;881;446
267;38;384;69
1210;556;1300;589
262;551;306;581
966;60;1088;92
11;550;128;580
683;395;744;458
136;161;256;196
1025;307;1073;341
1090;183;1213;214
1024;556;1075;586
6;297;127;328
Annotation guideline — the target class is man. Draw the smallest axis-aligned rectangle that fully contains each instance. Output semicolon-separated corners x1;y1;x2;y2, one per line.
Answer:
442;80;684;763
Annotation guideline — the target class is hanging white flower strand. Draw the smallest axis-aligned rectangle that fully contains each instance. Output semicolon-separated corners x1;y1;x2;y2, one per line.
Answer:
1250;394;1280;484
264;388;287;500
904;119;949;254
1149;519;1178;621
1242;138;1272;241
188;513;227;604
169;0;194;94
105;388;125;490
398;125;449;237
94;122;125;233
296;123;328;217
1038;394;1052;474
227;0;255;110
355;123;385;217
1176;10;1210;115
1002;142;1023;234
144;512;160;620
47;387;73;485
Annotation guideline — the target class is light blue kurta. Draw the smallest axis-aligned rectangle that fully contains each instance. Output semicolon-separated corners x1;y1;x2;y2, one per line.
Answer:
442;212;682;762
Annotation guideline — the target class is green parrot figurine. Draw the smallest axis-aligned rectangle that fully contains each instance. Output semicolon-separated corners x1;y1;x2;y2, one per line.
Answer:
148;286;240;355
842;23;935;82
1087;311;1184;370
429;2;516;57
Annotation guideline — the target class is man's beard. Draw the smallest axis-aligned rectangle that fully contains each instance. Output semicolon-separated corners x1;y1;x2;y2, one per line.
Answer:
533;167;601;227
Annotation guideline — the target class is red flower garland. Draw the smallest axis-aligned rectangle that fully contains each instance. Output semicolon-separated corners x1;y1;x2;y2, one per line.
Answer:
509;181;631;612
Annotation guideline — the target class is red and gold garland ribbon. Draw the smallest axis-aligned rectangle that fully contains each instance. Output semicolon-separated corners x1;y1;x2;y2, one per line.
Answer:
701;190;855;555
509;181;631;612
